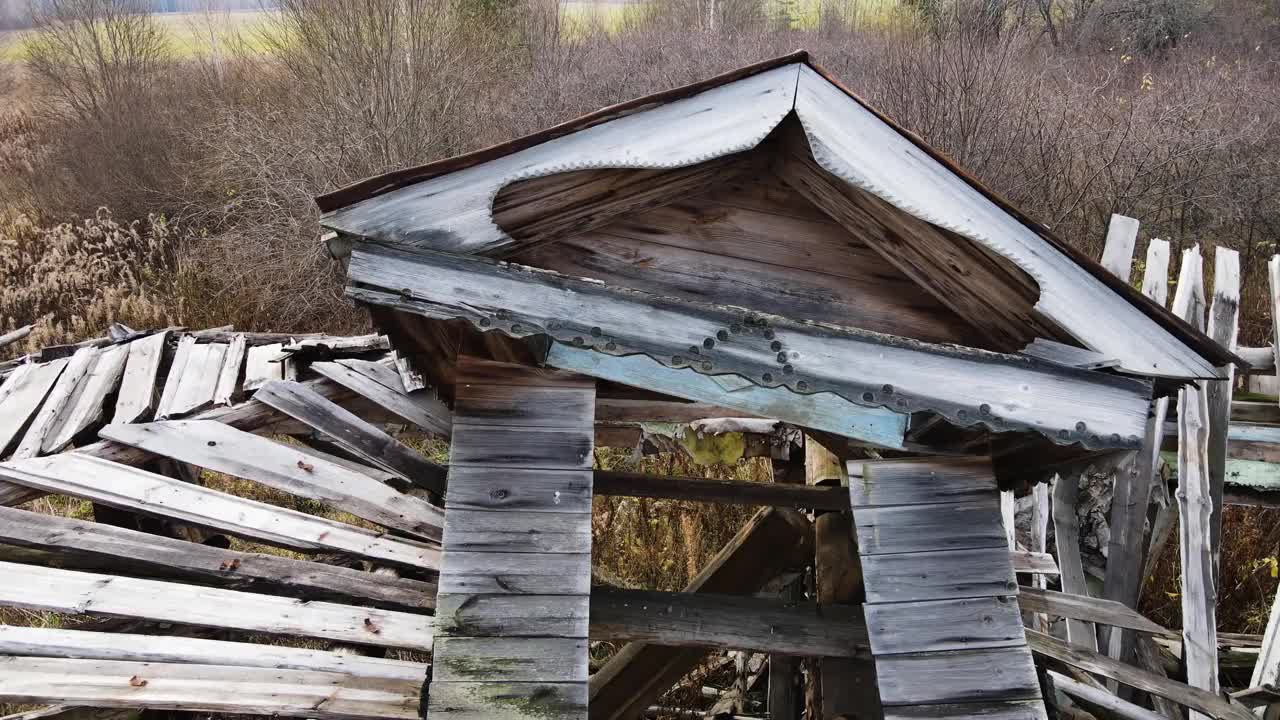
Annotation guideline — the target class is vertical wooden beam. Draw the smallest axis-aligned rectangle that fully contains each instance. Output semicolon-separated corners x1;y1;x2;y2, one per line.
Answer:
1026;482;1050;632
1102;238;1172;666
767;581;802;720
1100;214;1141;283
1269;255;1280;403
429;356;595;720
815;512;881;720
1052;472;1097;651
1178;359;1219;720
1206;247;1240;584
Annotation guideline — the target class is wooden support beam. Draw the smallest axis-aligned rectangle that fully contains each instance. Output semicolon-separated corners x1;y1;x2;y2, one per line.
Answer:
0;625;428;681
1015;587;1174;638
1048;670;1166;720
1052;472;1097;650
0;453;440;570
311;360;451;437
0;657;420;720
0;505;434;610
0;561;433;651
1207;247;1240;583
588;506;814;720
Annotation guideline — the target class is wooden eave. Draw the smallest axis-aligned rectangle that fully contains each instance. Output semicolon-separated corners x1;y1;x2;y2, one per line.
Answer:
317;54;1237;382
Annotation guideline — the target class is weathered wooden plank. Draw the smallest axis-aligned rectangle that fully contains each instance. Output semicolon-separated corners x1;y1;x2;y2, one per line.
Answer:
313;360;451;436
862;596;1024;655
0;360;68;457
547;344;907;448
442;509;589;554
1026;629;1254;720
454;384;593;429
0;561;433;650
1019;338;1119;370
0;324;32;349
594;469;851;510
0;453;440;569
42;345;130;454
1250;584;1280;700
338;357;408;393
1048;670;1166;720
1052;472;1098;650
112;332;167;424
874;646;1041;705
154;335;194;419
881;701;1047;720
433;638;587;682
242;342;284;392
0;704;136;720
1207;247;1240;583
254;379;446;493
444;467;593;514
1178;371;1219;720
435;594;589;638
0;657;419;720
848;456;997;507
348;245;1151;450
1100;214;1140;281
15;347;98;459
390;351;427;392
165;342;227;418
212;333;246;406
100;420;443;541
0;626;428;681
589;507;814;720
454;357;594;388
1016;587;1172;637
449;425;593;470
1270;256;1280;394
851;500;1005;555
1010;550;1059;575
427;681;586;720
276;334;389;359
438;551;591;595
0;505;433;610
588;588;868;657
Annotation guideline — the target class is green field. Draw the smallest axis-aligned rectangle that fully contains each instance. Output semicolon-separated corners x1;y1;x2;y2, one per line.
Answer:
0;9;276;61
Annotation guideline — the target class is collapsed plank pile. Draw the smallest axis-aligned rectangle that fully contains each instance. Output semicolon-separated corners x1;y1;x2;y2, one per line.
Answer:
6;50;1280;720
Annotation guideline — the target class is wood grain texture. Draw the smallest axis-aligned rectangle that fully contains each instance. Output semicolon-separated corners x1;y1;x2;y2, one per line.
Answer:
1100;214;1140;281
212;333;246;406
1051;471;1097;650
254;379;446;494
154;335;194;419
444;467;593;514
112;332;166;424
312;360;451;436
100;420;445;541
15;347;97;459
0;359;67;457
436;552;590;596
443;509;590;553
851;500;1005;555
435;594;589;638
0;561;433;651
0;657;420;720
0;453;440;569
433;638;587;682
862;596;1024;655
874;646;1041;705
848;456;998;507
242;342;284;392
1206;247;1240;581
427;682;586;720
882;701;1047;720
0;505;434;611
449;425;593;470
164;342;226;418
0;625;428;681
588;588;868;658
1016;587;1172;637
454;385;593;429
43;344;129;454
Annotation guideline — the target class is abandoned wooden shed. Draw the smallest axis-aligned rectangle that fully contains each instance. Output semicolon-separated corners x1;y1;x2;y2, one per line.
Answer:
0;49;1271;720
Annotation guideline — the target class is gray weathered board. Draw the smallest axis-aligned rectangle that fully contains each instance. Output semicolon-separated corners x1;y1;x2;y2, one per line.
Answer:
347;244;1151;451
848;456;1046;719
112;331;168;424
312;360;451;436
429;357;594;720
0;359;68;457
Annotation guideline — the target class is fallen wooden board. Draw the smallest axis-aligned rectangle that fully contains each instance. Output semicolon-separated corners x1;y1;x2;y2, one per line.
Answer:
242;342;284;392
1016;587;1174;637
112;332;168;424
0;360;68;457
0;561;433;651
43;344;129;454
212;333;247;406
1048;670;1165;720
1025;629;1253;720
0;454;440;570
15;347;98;459
312;360;451;436
0;505;433;610
99;420;444;541
154;335;195;419
0;626;428;681
254;380;446;494
0;657;420;720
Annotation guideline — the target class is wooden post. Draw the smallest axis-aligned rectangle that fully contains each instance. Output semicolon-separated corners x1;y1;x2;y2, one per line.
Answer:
767;579;802;720
1052;472;1097;650
1100;214;1140;282
429;356;596;720
1206;247;1240;585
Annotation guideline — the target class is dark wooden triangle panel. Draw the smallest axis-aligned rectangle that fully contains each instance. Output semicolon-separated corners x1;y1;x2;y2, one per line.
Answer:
847;456;1048;720
429;356;595;720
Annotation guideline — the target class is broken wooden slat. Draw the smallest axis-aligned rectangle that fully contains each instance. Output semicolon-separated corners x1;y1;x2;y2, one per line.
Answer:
0;454;439;569
1026;629;1253;720
0;657;420;720
1015;587;1173;637
1100;214;1141;281
1207;247;1240;582
1010;550;1058;575
254;380;446;494
1051;472;1097;650
348;244;1151;450
0;324;33;349
154;335;194;419
1178;361;1220;720
43;344;129;454
0;360;68;457
391;350;427;392
1019;338;1119;370
99;420;444;542
0;504;433;610
165;342;227;418
112;332;168;424
589;507;814;720
275;334;390;359
212;333;246;406
0;626;427;681
588;588;867;658
546;343;907;449
1048;670;1166;720
15;347;99;459
0;561;433;650
312;360;450;436
242;342;284;392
